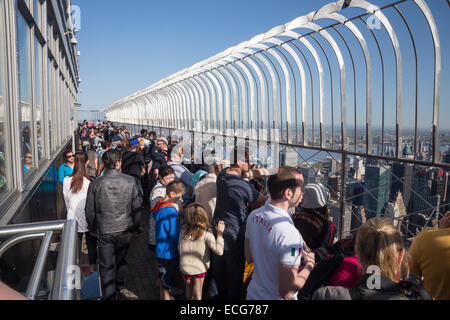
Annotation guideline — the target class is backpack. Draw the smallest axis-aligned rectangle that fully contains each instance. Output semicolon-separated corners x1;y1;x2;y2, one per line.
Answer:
297;238;356;300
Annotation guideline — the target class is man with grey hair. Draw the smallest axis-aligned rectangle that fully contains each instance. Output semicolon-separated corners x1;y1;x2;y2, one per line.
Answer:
168;144;194;201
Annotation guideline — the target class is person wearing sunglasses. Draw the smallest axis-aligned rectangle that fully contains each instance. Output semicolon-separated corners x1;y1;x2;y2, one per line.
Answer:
58;150;75;185
23;152;33;174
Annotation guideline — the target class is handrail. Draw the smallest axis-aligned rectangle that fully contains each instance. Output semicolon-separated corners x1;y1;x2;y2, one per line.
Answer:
0;220;78;300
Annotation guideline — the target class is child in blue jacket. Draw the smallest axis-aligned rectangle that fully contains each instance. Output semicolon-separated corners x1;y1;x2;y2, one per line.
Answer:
152;181;186;300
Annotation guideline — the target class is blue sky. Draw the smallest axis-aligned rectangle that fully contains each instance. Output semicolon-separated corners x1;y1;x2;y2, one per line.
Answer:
73;0;450;130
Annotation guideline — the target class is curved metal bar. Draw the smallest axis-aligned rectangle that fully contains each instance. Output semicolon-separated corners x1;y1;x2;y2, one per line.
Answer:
183;77;201;127
347;0;402;158
252;43;291;142
235;58;259;137
325;12;373;154
287;40;315;147
146;94;158;126
273;34;324;146
134;96;147;127
50;220;78;300
144;94;157;127
0;232;47;258
153;91;165;127
139;95;152;127
176;81;194;130
219;57;247;131
174;81;191;130
163;87;177;128
331;25;357;153
159;88;174;128
308;33;335;148
210;68;231;133
272;45;299;144
245;47;283;134
190;75;208;132
0;221;65;240
166;85;183;129
358;16;386;156
26;231;53;300
203;70;224;133
412;0;441;163
213;62;238;132
197;72;217;132
240;54;269;134
170;84;187;130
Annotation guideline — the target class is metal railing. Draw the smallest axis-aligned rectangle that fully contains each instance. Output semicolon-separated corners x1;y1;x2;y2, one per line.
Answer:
104;0;448;167
0;220;78;300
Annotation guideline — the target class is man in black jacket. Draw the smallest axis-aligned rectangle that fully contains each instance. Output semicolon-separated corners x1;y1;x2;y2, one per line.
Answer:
85;149;142;300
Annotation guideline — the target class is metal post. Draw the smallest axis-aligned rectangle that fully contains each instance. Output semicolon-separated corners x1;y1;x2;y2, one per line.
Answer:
50;220;78;300
339;151;347;240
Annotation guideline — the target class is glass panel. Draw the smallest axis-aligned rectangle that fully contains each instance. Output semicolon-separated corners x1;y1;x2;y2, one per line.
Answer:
0;0;9;196
35;36;43;162
16;3;33;177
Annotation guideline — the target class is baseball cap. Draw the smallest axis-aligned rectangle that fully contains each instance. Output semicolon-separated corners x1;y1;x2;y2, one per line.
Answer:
302;183;329;209
130;138;140;147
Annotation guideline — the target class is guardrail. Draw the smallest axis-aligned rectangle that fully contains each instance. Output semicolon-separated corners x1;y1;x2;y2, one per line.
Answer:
0;220;78;300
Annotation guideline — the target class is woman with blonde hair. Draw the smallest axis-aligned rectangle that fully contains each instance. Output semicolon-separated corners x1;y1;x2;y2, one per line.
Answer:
178;203;225;300
313;218;431;300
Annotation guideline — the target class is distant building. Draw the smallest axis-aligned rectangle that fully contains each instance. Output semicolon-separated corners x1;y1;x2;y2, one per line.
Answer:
298;165;316;185
384;202;400;227
280;148;298;167
351;206;365;232
390;162;413;207
330;203;352;239
363;165;391;220
403;144;414;160
346;180;364;207
328;174;340;200
323;157;338;177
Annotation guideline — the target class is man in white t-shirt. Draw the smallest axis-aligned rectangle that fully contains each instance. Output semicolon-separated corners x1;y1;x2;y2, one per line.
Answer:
245;166;315;300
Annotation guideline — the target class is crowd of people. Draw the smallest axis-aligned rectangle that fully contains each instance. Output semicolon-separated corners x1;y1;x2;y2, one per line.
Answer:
2;120;447;301
67;121;449;301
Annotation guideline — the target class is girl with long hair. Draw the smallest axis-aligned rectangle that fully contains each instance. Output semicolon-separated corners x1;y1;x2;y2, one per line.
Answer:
313;218;432;300
62;152;97;267
178;203;225;300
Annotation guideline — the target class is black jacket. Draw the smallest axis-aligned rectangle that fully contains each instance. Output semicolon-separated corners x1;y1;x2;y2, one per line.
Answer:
312;273;432;300
85;169;142;235
122;151;145;180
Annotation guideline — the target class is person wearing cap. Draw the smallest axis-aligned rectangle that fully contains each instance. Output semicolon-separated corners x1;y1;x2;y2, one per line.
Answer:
122;138;146;181
292;183;336;251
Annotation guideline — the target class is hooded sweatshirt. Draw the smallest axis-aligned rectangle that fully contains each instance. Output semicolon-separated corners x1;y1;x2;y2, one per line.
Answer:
151;199;180;260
